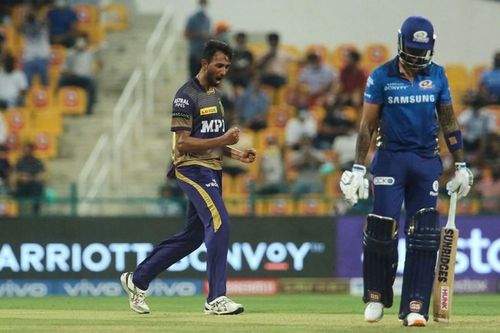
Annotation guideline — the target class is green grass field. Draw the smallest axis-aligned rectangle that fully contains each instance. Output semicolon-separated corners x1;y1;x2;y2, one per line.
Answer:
0;294;499;333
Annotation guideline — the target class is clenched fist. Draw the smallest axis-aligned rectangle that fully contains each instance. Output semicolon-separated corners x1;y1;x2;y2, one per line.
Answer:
222;127;240;145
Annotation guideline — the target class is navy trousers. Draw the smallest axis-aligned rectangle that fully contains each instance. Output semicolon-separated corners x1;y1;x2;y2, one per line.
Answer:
133;165;230;302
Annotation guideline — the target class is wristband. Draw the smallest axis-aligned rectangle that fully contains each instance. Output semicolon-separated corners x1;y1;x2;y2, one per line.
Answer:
444;130;463;153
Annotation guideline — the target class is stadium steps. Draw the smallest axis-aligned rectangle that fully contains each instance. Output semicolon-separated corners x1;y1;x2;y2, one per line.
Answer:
46;14;161;197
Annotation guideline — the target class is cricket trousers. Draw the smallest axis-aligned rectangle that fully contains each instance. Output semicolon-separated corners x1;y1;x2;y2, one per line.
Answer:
133;165;230;302
369;149;443;318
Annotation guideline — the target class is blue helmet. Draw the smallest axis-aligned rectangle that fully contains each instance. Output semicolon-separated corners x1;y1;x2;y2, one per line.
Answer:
398;16;436;70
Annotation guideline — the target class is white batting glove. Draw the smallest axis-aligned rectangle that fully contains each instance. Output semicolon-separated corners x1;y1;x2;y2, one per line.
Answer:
446;162;474;199
340;164;369;205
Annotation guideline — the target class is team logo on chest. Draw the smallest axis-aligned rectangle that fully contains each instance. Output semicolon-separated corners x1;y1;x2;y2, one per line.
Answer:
419;80;434;90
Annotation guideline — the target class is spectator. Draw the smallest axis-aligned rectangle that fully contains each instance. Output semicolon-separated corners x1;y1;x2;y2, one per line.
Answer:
337;50;368;109
475;166;500;213
479;51;500;104
0;54;28;108
256;32;292;89
331;126;358;171
20;7;51;87
298;52;337;106
58;35;99;114
227;32;254;89
256;135;287;195
0;106;7;145
47;0;80;48
184;0;212;78
13;143;46;215
285;107;317;149
149;181;186;217
313;104;355;149
235;77;269;131
290;135;326;198
457;91;497;161
0;144;10;194
0;33;7;62
214;21;230;43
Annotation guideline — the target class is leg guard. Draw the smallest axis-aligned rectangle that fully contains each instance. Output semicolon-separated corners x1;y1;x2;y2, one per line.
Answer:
363;214;399;308
399;208;440;320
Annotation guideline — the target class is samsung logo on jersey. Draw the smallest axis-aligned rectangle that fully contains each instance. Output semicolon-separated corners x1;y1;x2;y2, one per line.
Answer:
200;119;225;133
387;94;435;104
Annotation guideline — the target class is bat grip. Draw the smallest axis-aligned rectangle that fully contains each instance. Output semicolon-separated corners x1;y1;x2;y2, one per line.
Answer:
447;192;457;229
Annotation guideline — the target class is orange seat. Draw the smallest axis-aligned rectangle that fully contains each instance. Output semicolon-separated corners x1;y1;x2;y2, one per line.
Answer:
101;3;129;32
32;111;63;136
254;127;285;152
0;25;21;55
296;194;330;216
5;108;32;139
26;86;55;112
31;131;57;159
362;43;391;72
74;4;98;31
267;105;294;128
267;195;295;216
57;86;87;115
330;44;359;69
472;64;488;87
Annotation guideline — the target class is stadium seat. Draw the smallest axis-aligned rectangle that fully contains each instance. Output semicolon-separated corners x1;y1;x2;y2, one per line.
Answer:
254;127;285;152
31;131;57;159
32;110;63;137
247;42;267;58
5;132;23;163
362;43;391;72
101;3;129;32
267;195;295;216
0;25;22;55
296;194;330;216
330;44;359;69
5;108;32;140
57;86;87;115
74;3;99;32
49;45;66;89
472;64;488;87
267;105;294;128
305;44;329;62
26;86;55;112
0;196;19;217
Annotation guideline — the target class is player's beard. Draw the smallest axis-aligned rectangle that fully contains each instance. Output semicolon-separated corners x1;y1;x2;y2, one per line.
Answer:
207;73;222;87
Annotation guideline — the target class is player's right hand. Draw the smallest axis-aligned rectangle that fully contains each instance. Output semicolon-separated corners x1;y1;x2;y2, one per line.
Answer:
223;127;240;145
339;164;369;205
446;162;473;199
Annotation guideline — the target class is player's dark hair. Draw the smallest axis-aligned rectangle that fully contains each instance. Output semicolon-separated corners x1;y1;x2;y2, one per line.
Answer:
202;39;232;62
267;32;279;43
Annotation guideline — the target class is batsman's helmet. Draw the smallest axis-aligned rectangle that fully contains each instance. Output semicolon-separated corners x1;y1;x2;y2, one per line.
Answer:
398;16;436;70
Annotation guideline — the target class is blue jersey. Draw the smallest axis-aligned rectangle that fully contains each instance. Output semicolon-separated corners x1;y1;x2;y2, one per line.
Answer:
364;57;452;156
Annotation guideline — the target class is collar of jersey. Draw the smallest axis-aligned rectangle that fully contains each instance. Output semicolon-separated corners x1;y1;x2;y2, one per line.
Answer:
192;77;216;94
388;56;431;77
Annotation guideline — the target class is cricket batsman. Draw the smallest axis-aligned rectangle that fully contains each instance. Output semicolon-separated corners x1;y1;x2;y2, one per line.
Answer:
339;16;473;326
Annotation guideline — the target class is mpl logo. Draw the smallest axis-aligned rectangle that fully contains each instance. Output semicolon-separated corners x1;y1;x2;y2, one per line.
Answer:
200;119;225;133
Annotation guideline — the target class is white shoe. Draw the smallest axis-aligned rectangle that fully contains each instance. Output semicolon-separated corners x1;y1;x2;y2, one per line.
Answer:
364;302;384;322
120;272;150;314
204;296;244;315
404;313;427;327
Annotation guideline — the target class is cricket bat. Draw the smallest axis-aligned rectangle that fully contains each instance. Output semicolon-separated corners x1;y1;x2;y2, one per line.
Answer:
433;192;459;323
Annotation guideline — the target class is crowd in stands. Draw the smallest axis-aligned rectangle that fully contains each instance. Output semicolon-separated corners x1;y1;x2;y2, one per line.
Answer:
171;0;500;217
0;0;123;216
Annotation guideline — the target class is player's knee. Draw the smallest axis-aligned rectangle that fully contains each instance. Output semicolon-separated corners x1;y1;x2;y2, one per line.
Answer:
406;208;440;252
363;214;399;254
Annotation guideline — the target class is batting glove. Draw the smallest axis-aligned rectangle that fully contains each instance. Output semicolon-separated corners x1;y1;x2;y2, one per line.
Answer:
446;162;474;199
340;164;369;205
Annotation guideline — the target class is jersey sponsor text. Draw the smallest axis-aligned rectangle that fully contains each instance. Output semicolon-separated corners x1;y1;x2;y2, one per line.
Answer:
387;94;435;104
200;119;225;133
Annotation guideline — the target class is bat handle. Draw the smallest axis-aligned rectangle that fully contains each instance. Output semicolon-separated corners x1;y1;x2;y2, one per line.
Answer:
447;192;457;229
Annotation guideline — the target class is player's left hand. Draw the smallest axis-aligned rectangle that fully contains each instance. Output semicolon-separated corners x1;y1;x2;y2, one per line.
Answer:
240;148;256;163
446;162;474;198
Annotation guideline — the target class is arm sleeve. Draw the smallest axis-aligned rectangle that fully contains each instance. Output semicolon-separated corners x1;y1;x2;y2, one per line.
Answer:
170;92;194;132
363;70;384;104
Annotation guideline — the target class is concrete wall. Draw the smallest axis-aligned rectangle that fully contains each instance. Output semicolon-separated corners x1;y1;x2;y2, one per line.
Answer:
134;0;500;67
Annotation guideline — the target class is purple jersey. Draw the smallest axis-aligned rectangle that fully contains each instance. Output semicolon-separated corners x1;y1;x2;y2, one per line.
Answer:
170;78;226;170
